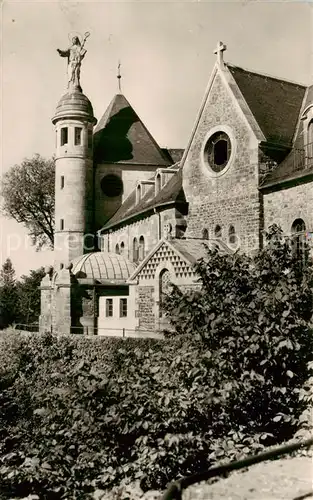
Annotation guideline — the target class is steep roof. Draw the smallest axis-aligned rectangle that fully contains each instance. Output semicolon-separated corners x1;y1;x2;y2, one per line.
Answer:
228;64;306;147
170;238;232;263
71;251;135;284
93;94;172;166
259;151;313;191
99;166;186;232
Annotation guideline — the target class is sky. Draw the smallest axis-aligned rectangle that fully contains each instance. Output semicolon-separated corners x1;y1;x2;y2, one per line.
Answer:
1;0;313;278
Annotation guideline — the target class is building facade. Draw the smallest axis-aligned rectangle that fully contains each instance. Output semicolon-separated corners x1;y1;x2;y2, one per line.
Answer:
39;41;313;336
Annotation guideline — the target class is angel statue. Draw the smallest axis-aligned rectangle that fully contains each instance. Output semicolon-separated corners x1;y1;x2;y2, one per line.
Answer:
57;32;90;91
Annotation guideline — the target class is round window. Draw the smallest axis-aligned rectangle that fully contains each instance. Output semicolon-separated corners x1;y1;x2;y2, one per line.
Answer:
204;131;232;173
100;174;123;197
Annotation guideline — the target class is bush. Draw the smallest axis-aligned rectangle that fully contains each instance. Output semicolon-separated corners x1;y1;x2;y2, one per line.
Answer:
0;226;312;497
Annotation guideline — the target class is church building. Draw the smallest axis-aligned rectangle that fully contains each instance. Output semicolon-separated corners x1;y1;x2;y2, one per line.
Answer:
39;40;313;336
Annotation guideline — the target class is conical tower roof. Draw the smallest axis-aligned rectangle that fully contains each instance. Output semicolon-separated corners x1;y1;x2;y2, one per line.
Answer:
93;94;171;165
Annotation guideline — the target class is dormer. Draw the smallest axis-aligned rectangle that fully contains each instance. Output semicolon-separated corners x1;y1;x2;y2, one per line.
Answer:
154;167;179;196
135;180;155;204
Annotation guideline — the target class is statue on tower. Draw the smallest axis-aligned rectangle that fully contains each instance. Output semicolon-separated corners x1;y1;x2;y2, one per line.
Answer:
57;32;90;91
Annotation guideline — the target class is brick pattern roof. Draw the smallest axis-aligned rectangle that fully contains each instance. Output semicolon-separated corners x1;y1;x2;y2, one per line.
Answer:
228;64;306;147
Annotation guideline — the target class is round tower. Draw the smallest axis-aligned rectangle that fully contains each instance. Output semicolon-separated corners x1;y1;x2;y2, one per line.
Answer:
52;89;97;270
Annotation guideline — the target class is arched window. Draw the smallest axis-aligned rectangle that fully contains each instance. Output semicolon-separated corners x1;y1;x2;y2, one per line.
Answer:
156;173;161;194
214;224;222;238
291;218;306;261
133;238;139;263
139;236;145;261
202;228;209;240
308;120;313;159
228;225;236;245
136;184;141;204
120;241;125;255
115;243;120;255
159;269;171;318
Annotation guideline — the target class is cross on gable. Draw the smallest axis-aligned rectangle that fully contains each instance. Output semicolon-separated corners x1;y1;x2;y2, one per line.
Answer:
214;41;227;66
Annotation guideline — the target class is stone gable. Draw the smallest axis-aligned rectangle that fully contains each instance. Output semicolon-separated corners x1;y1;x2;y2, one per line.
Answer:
136;241;195;282
182;68;262;254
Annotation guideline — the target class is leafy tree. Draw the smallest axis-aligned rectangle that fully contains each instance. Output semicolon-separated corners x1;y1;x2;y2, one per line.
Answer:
1;154;55;249
16;267;45;325
0;258;19;328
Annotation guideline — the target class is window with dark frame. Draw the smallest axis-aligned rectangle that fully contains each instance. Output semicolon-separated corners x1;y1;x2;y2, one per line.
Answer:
88;129;93;150
106;298;113;317
214;224;222;238
74;127;82;145
60;127;68;146
206;131;231;173
229;225;236;245
60;176;65;189
133;238;139;263
60;219;64;230
120;298;127;318
139;236;145;260
291;218;306;263
202;228;209;240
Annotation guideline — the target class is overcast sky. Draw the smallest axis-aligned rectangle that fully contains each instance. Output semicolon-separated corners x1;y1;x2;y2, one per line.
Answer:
1;0;312;278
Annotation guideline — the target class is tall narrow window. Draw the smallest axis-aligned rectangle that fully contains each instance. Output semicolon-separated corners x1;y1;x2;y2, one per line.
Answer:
120;298;127;318
61;127;68;146
156;173;161;194
136;184;141;204
115;243;120;255
60;218;64;230
74;127;82;145
228;225;236;245
214;224;222;238
106;298;113;317
88;129;93;150
133;238;139;262
291;218;306;261
139;236;145;261
120;242;125;255
307;121;313;161
202;228;209;240
60;176;65;189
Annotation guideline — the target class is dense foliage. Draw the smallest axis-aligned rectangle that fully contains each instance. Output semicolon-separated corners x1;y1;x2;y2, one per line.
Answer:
1;154;55;249
0;226;312;498
0;259;19;329
0;260;44;329
16;268;45;326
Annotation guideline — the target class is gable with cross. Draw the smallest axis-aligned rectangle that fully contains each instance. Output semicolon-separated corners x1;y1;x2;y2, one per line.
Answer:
214;41;227;67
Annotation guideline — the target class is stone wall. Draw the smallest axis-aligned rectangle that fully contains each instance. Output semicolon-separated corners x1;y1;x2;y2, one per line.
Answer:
263;181;313;234
94;163;161;230
183;70;261;254
136;286;155;330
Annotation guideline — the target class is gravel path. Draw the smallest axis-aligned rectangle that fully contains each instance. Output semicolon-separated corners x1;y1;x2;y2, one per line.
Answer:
182;456;312;500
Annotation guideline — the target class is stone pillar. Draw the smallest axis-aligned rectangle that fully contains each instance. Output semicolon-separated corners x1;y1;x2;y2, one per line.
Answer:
80;285;98;335
39;266;54;334
52;266;72;335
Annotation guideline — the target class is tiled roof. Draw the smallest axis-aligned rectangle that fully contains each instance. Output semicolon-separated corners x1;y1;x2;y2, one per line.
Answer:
260;153;313;190
228;64;306;147
71;252;135;282
100;167;186;232
161;148;184;163
170;238;232;264
93;94;172;166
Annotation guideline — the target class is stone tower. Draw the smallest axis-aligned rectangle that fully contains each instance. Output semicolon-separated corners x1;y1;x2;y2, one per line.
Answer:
52;35;97;270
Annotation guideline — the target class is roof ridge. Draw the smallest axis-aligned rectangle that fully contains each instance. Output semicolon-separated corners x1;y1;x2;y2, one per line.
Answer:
226;62;308;88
